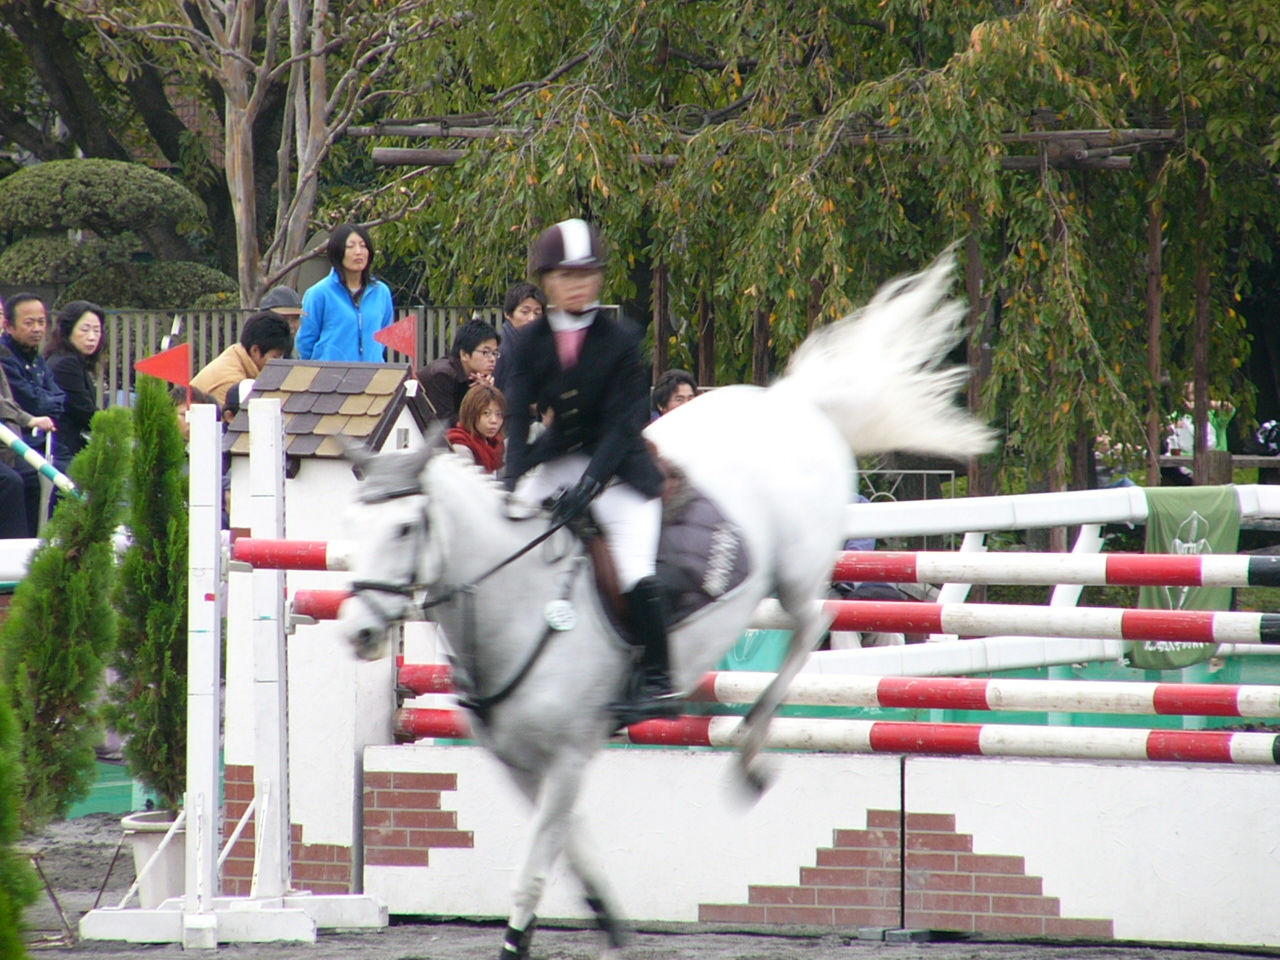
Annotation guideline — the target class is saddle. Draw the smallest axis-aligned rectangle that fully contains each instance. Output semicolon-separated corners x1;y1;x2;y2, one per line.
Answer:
573;454;751;640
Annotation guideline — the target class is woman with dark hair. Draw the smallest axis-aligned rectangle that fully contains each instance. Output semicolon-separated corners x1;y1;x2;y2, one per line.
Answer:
44;300;105;463
297;223;395;362
447;382;506;474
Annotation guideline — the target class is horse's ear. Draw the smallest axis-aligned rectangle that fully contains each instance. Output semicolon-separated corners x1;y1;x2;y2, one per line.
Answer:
422;420;448;455
341;438;376;478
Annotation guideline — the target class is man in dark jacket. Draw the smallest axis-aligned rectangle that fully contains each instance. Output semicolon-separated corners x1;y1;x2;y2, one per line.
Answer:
0;294;65;460
503;219;676;721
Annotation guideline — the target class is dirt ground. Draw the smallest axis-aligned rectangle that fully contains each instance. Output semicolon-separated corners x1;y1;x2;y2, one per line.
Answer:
20;814;1280;960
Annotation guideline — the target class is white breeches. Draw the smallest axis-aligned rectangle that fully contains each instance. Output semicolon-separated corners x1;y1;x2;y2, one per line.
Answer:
514;453;660;592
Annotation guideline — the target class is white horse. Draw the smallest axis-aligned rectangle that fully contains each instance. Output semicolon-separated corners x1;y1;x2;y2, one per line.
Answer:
338;253;991;959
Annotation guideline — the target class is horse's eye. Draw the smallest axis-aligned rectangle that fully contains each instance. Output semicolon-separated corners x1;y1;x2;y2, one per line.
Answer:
398;523;414;538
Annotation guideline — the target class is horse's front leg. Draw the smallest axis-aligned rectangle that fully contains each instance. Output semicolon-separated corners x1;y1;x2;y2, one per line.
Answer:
734;604;833;798
564;814;627;957
502;754;590;960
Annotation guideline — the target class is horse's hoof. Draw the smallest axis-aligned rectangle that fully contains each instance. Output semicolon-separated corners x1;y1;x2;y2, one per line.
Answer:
500;918;536;960
732;757;776;805
349;628;387;661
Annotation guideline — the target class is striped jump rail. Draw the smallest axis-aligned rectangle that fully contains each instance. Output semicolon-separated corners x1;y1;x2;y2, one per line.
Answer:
397;663;1280;718
231;538;354;572
0;423;78;497
234;539;1280;587
295;590;1280;645
395;707;1280;766
833;551;1280;587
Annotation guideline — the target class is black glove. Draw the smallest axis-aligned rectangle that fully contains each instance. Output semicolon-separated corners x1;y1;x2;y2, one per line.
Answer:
551;475;603;525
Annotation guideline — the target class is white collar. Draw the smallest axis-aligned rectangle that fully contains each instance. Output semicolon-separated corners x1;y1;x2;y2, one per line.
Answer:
546;306;598;333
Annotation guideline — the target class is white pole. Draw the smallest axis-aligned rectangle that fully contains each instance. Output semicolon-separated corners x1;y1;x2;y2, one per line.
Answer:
184;403;222;948
248;398;291;900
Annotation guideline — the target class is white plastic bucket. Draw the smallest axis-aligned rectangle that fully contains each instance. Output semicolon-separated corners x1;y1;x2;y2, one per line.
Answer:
121;810;184;909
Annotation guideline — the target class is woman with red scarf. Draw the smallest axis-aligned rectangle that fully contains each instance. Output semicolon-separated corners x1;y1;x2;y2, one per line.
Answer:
446;383;505;473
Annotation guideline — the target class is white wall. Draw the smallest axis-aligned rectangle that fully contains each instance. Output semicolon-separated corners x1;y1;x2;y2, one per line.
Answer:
364;744;1280;948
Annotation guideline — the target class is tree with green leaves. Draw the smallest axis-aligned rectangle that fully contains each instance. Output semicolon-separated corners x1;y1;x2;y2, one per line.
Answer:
0;406;130;827
106;376;189;812
351;0;1280;494
0;673;38;960
2;0;463;303
0;158;236;306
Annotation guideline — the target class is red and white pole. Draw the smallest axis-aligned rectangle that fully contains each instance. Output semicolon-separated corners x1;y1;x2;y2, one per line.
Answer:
833;551;1280;588
397;664;1280;718
395;708;1280;766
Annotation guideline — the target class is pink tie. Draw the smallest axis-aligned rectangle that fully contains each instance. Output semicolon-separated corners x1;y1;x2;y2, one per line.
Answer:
554;328;588;368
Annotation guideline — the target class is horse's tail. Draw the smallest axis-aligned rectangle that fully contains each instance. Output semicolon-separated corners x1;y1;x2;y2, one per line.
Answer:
769;249;995;458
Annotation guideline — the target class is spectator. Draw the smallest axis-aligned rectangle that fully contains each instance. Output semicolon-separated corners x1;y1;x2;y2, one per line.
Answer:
260;286;304;339
0;459;30;538
191;311;292;406
447;382;507;474
296;223;395;362
0;294;65;461
417;319;501;425
0;363;44;537
170;385;219;442
493;281;546;394
44;300;105;464
652;368;697;418
223;379;254;424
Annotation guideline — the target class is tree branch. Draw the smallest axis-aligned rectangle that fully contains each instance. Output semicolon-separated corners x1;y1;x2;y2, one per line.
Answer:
667;48;759;72
493;53;591;103
0;108;72;160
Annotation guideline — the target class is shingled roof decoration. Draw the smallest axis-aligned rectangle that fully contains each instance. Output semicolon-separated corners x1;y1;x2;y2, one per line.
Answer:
225;359;429;459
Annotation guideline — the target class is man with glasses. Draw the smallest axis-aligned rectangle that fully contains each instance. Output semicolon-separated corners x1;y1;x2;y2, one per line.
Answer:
416;318;502;425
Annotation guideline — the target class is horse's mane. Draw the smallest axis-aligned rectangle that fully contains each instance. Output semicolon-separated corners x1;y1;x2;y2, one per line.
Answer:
426;451;518;511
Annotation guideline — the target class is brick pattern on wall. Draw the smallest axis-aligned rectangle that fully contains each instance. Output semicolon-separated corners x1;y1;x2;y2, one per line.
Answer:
222;763;354;897
700;809;1113;937
363;771;474;867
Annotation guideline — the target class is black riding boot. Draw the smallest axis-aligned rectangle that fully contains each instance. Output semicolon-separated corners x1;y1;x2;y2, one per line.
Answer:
615;576;680;725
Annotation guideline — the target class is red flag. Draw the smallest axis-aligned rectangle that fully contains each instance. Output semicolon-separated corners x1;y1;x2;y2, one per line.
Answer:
374;314;418;365
135;342;191;387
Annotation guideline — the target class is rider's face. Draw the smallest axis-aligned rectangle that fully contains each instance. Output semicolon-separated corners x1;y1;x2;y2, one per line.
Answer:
542;269;603;314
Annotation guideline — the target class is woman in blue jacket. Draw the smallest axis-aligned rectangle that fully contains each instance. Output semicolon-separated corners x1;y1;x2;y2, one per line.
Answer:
297;224;395;362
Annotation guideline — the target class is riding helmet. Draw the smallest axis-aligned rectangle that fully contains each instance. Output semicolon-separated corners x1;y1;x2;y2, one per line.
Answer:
530;219;605;275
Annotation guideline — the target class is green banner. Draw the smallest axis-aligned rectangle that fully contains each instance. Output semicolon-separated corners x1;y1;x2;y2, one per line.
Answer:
1129;485;1240;670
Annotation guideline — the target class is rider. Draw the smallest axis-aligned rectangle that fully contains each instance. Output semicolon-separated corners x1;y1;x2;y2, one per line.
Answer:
502;218;677;720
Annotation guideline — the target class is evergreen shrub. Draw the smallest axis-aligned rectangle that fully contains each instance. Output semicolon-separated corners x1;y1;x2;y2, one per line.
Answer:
0;674;38;960
107;376;189;811
0;407;131;826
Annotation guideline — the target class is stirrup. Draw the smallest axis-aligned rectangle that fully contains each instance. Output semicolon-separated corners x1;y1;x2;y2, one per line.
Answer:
611;671;681;728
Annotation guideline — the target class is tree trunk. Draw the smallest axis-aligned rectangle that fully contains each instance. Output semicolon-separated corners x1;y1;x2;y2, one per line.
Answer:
697;290;715;387
964;200;994;498
1192;169;1213;483
807;278;825;334
224;86;263;304
1145;152;1167;485
651;263;669;381
751;303;771;386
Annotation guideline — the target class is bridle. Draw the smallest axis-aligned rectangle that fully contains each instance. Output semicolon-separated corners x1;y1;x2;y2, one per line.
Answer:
348;479;586;720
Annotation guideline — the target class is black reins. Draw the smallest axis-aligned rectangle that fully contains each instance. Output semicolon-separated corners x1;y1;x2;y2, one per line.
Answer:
349;487;585;718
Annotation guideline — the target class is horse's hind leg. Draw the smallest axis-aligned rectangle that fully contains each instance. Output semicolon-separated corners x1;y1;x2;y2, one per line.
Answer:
735;602;833;797
501;755;591;960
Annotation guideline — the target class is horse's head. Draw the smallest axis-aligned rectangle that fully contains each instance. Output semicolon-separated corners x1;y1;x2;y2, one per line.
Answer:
338;441;440;661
